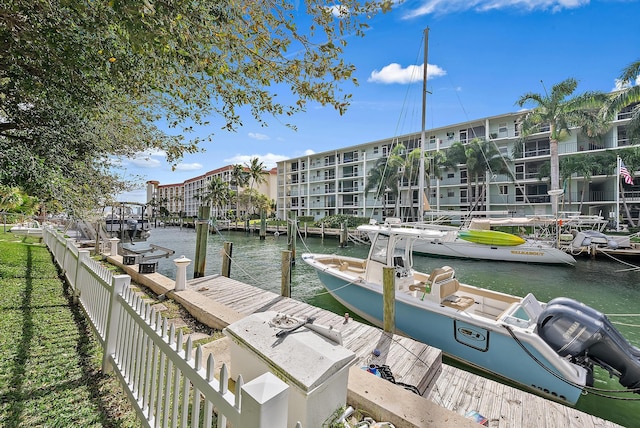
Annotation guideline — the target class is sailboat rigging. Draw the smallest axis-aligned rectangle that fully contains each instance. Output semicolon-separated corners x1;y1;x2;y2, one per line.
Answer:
418;27;429;222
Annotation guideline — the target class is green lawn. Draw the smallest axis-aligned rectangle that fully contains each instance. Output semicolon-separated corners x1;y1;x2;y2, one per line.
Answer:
0;231;138;427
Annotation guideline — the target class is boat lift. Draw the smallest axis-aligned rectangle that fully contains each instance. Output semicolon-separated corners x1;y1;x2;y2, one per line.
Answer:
121;244;175;262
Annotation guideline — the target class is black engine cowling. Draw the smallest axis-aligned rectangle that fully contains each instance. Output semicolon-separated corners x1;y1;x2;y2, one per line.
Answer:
537;297;640;391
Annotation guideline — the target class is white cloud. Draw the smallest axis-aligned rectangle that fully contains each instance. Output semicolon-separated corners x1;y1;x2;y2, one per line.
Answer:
175;162;203;171
368;63;446;84
328;5;350;17
124;149;167;168
612;74;640;91
224;153;290;169
130;157;162;168
402;0;590;19
248;132;270;140
304;149;316;156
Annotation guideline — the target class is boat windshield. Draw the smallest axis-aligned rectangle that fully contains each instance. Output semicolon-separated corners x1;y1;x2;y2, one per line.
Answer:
370;233;390;264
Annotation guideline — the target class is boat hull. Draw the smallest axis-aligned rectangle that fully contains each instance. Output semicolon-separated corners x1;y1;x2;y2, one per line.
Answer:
10;222;43;237
359;224;575;265
411;237;576;265
310;267;584;404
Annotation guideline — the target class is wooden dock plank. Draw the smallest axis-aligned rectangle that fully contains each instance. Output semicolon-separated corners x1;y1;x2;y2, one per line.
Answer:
186;274;621;428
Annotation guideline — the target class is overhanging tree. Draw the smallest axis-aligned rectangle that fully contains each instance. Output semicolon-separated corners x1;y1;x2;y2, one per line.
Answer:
0;0;392;211
607;60;640;144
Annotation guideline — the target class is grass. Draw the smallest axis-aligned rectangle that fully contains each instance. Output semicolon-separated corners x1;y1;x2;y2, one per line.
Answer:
0;231;139;427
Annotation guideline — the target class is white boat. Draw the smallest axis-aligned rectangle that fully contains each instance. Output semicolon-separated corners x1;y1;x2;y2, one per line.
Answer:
302;226;640;405
10;220;44;237
361;217;577;265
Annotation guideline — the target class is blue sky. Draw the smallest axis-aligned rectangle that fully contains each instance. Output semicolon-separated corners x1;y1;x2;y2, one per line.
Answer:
117;0;640;202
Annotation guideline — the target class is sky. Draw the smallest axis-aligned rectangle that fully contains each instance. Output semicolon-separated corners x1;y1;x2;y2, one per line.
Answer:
116;0;640;202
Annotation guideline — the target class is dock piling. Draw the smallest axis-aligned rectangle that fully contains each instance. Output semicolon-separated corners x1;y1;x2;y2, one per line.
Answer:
383;266;396;333
222;241;233;277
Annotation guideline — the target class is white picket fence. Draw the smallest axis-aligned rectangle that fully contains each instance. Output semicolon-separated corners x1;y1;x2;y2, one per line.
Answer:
43;226;295;428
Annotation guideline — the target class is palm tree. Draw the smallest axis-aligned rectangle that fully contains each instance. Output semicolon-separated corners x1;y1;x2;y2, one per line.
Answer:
365;156;396;218
398;147;433;221
572;154;601;213
0;185;22;212
516;78;609;194
202;177;231;218
245;157;266;219
172;195;184;218
559;156;580;210
607;60;640;144
445;139;511;211
617;148;640;227
364;144;405;218
230;164;249;219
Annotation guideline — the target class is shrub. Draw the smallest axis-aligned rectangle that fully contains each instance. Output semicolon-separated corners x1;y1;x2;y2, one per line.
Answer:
314;214;370;228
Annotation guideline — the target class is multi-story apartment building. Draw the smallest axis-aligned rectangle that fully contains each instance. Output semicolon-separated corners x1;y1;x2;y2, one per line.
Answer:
276;107;638;224
147;166;278;218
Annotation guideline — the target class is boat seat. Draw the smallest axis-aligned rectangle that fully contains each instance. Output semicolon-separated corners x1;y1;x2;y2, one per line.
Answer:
442;294;476;311
439;278;476;311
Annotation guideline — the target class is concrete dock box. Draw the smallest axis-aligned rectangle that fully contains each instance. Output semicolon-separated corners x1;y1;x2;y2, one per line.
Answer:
224;311;355;428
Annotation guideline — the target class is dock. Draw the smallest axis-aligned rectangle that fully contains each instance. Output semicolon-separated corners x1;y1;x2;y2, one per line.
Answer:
177;273;621;428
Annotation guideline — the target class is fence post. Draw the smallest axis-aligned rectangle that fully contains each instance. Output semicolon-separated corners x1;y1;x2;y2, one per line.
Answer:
102;274;131;373
61;237;75;274
72;250;90;299
173;255;191;292
109;237;120;257
240;372;289;428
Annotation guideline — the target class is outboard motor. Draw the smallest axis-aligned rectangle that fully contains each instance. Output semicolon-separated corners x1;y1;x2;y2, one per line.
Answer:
537;297;640;392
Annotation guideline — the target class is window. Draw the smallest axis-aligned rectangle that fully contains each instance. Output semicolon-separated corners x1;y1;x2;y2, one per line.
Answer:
446;131;455;140
498;123;508;135
460;130;468;143
499;185;508;195
447;190;454;197
618;126;629;147
373;146;379;154
429;135;436;145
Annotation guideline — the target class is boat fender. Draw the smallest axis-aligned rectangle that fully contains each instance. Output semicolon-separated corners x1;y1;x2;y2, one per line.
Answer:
607;239;619;249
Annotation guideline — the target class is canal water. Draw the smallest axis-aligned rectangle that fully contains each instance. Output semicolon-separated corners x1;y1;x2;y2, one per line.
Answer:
132;226;640;427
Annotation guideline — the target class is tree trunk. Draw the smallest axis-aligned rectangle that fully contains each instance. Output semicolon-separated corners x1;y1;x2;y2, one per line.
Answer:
550;137;560;191
578;180;586;213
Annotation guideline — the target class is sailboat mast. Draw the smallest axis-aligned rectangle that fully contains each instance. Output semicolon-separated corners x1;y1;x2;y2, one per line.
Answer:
419;27;429;222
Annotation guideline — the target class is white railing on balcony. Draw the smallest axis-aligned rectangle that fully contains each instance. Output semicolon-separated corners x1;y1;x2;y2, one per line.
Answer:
43;227;294;428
